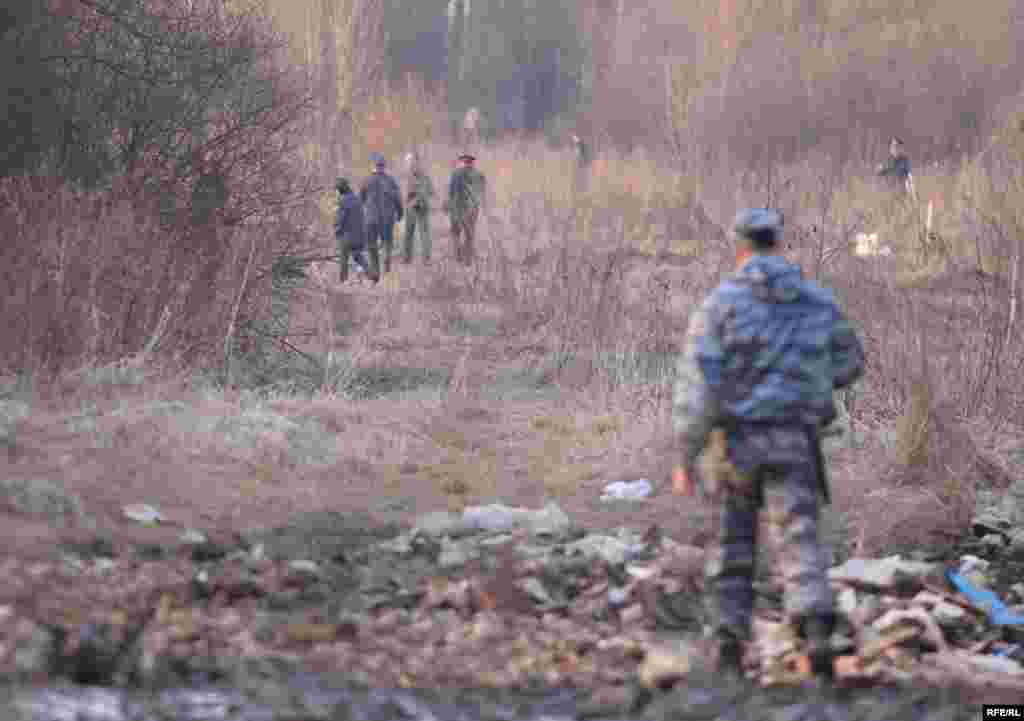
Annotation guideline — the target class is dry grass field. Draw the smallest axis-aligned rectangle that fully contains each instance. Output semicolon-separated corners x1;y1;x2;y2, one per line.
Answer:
3;0;1024;564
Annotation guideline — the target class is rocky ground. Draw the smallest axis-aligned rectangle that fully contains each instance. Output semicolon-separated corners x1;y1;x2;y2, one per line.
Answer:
1;476;1024;719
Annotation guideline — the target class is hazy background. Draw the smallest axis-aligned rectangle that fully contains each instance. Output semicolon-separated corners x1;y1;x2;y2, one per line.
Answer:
3;0;1024;554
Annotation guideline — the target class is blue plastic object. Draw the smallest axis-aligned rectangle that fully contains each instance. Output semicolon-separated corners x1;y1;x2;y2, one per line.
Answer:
944;569;1024;626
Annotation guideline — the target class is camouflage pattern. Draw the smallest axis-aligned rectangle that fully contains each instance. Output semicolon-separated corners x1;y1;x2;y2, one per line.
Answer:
673;253;865;465
360;170;404;275
702;426;835;640
447;164;486;265
451;207;479;265
403;170;434;263
672;249;865;642
334;190;373;282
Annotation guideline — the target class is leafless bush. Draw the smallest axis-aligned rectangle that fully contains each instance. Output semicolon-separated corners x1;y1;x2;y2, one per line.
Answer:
0;0;320;377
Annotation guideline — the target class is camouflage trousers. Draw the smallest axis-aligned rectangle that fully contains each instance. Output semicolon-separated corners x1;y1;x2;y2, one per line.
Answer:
450;208;479;265
703;425;835;641
402;207;431;263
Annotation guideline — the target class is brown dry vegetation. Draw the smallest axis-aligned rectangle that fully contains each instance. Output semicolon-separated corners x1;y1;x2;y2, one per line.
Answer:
2;0;1023;561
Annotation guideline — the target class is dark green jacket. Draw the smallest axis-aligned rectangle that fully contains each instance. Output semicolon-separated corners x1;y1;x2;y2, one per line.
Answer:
447;166;486;221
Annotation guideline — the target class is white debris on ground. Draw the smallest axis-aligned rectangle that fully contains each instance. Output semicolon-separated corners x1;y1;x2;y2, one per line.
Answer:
600;479;654;502
853;232;893;257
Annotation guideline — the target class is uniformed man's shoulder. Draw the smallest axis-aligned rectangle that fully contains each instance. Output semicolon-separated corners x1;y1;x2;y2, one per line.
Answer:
689;283;734;330
794;276;839;308
707;276;753;309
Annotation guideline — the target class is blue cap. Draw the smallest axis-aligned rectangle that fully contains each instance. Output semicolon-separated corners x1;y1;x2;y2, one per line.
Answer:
370;152;386;166
733;208;784;239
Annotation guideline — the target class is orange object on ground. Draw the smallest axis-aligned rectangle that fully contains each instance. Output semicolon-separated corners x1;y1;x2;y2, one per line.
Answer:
672;466;692;496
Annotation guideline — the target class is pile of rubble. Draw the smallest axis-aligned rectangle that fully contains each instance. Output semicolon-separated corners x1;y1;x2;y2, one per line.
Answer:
4;500;1024;704
362;502;1024;697
757;554;1024;690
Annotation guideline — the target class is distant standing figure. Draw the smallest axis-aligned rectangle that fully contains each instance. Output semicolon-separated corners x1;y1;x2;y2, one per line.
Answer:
359;152;404;277
877;136;913;196
462;107;482;148
571;133;592;194
446;152;486;265
403;152;435;264
572;134;591;169
334;177;376;283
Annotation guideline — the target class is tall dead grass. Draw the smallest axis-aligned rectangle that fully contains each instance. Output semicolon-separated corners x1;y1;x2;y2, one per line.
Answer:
8;0;1024;555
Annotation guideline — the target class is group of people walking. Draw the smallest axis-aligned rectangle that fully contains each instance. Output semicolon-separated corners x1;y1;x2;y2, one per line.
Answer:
334;151;487;283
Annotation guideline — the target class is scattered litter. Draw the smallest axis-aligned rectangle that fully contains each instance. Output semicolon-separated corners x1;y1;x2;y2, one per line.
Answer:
600;479;653;501
854;232;893;258
461;501;571;536
179;529;207;545
944;570;1024;626
638;645;691;689
607;587;629;609
959;651;1024;676
958;554;989;575
871;608;948;652
993;644;1021;658
286;560;320;577
122;503;163;525
828;555;938;589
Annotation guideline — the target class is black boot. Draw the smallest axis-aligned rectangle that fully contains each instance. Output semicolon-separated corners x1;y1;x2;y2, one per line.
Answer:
709;631;745;678
799;614;838;679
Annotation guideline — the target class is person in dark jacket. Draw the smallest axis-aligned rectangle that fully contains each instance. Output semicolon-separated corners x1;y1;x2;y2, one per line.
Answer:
359;153;404;277
672;208;865;679
335;177;376;283
877;136;912;195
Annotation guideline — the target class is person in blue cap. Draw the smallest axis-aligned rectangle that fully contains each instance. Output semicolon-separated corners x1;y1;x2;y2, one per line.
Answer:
672;207;865;679
359;152;404;277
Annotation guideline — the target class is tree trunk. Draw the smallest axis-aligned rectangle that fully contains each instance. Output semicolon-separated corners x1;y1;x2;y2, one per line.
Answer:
320;0;339;178
1007;226;1021;350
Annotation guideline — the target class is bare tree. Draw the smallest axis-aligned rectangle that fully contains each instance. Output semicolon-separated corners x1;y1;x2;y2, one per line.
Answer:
258;0;385;171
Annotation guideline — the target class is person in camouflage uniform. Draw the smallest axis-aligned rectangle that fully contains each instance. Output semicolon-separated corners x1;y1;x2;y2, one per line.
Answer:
446;152;486;265
402;152;434;264
672;208;865;678
877;136;912;194
334;177;376;283
359;152;404;276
